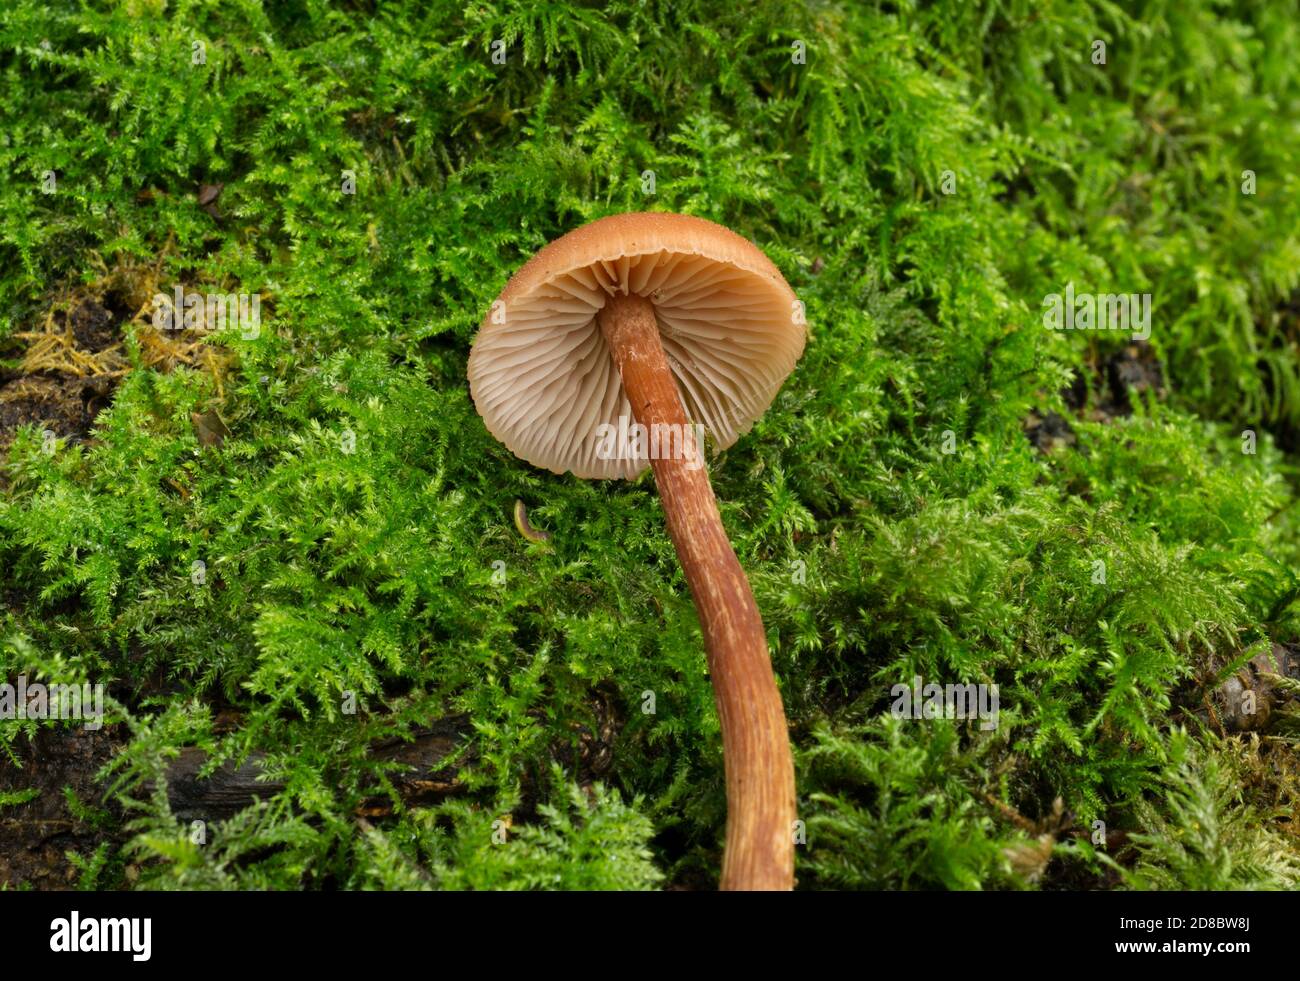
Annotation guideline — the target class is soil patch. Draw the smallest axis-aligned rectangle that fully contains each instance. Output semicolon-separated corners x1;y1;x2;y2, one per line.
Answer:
0;724;126;889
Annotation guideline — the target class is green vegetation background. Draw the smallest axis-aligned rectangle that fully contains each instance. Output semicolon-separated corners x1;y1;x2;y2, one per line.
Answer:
2;0;1299;889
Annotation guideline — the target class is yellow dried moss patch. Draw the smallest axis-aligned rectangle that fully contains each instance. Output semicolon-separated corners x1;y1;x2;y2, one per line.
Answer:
13;249;235;396
16;323;127;378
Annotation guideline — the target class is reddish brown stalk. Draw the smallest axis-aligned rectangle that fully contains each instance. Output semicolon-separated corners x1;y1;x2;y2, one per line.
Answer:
598;292;795;891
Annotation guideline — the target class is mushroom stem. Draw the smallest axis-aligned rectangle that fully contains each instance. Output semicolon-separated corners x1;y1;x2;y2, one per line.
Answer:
597;292;795;891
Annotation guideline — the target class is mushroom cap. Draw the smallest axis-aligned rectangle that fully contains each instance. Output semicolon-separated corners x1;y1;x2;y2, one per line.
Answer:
467;212;806;479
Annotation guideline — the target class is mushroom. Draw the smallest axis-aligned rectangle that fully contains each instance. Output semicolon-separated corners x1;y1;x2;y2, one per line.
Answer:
468;212;806;890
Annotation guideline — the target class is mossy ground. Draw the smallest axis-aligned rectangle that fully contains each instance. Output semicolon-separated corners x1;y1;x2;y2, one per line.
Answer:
1;1;1299;890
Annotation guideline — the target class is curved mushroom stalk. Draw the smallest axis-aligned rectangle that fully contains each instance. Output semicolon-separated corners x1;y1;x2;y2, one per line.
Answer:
469;213;807;891
598;292;795;891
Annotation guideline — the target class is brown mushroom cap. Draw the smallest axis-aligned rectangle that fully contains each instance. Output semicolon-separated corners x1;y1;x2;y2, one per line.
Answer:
467;212;806;479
